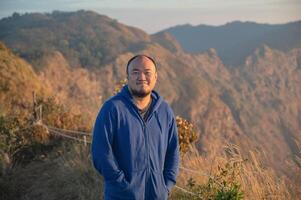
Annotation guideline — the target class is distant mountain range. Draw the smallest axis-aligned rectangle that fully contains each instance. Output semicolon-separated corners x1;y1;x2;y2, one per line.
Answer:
161;21;301;66
0;11;301;198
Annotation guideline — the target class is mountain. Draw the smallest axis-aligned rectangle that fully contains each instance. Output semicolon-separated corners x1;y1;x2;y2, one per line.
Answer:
0;10;151;69
151;31;182;53
1;11;301;198
219;45;301;187
161;21;301;66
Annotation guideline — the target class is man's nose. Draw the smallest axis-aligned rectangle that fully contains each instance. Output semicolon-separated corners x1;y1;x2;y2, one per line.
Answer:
137;72;147;80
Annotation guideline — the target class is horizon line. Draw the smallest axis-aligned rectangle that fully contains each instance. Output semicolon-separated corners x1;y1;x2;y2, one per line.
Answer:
1;9;300;34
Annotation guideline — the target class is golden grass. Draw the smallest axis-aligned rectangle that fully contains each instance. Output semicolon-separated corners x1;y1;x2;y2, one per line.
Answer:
175;143;293;200
0;139;295;199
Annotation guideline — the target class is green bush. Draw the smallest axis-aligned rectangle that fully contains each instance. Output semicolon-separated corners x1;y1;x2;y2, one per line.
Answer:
172;159;244;200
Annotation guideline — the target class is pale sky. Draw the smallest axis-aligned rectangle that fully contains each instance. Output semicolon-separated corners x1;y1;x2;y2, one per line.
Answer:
0;0;300;33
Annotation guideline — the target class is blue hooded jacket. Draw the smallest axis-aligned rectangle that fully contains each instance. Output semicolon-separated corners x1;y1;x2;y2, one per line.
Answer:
92;85;179;200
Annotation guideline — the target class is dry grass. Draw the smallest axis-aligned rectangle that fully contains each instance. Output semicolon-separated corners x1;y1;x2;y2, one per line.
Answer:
1;142;103;200
1;140;295;200
174;143;293;200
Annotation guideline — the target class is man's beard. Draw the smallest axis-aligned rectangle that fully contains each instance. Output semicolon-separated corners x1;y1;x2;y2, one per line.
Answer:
130;89;151;98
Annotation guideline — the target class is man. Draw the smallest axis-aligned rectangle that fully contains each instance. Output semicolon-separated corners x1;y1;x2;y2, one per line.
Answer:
92;55;179;200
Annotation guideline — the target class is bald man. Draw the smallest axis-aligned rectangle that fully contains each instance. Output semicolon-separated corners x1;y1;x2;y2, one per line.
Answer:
92;55;179;200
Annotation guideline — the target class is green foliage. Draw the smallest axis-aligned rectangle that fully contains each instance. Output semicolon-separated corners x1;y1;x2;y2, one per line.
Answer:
173;159;244;200
215;184;243;200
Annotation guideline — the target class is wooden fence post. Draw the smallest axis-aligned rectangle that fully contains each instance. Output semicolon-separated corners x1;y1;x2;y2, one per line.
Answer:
84;135;87;146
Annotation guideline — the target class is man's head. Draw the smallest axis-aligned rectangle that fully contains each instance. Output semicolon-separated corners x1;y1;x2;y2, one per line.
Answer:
127;55;157;98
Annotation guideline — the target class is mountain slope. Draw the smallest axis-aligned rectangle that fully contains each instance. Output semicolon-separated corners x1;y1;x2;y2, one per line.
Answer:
161;21;301;66
0;42;50;115
219;46;301;189
0;10;151;69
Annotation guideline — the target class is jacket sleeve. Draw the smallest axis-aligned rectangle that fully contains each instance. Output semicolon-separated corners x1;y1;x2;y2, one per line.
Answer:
163;112;180;192
91;102;128;186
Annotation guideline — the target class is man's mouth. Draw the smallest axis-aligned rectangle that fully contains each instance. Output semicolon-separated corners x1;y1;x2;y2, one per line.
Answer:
136;82;147;85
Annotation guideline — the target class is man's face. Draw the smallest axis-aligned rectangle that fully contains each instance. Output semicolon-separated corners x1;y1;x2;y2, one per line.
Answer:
127;56;157;98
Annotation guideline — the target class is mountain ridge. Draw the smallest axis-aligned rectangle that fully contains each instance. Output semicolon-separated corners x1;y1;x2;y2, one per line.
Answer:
161;20;301;66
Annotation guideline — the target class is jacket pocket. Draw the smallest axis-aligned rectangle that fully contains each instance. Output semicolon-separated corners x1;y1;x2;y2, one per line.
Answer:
106;170;146;199
160;173;169;193
106;175;129;192
150;171;169;200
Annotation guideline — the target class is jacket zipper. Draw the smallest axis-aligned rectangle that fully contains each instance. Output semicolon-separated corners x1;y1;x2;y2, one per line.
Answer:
132;106;151;199
129;96;157;199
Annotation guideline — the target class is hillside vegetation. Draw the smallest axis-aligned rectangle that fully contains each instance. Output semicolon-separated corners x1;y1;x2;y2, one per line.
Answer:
0;10;150;69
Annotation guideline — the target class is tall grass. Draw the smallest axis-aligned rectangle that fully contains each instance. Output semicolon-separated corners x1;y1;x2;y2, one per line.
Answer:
1;142;103;200
1;139;294;199
172;143;293;200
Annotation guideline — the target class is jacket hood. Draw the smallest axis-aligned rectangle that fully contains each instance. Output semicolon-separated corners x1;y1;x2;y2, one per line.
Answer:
118;85;163;113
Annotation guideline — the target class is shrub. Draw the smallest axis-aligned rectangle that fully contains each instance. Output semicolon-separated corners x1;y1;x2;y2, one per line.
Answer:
172;159;244;200
176;116;198;154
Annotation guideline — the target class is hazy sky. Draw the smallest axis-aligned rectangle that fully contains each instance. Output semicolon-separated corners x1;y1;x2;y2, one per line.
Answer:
0;0;300;33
